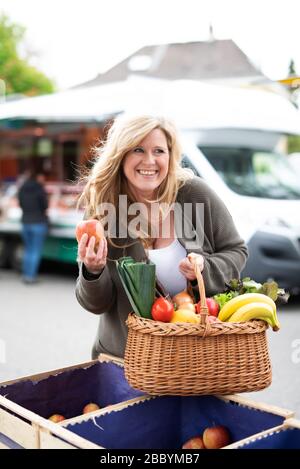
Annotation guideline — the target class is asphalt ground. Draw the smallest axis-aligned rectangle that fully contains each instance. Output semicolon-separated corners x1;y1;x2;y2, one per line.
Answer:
0;264;98;381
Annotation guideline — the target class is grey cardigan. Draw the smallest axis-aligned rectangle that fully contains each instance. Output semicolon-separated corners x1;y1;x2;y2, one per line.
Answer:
76;177;248;358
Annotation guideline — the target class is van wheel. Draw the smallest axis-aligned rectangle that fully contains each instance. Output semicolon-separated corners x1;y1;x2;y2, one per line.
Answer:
0;238;9;268
10;242;24;272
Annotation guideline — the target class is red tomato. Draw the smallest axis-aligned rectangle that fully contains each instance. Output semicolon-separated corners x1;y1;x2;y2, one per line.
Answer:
151;298;174;322
196;298;220;317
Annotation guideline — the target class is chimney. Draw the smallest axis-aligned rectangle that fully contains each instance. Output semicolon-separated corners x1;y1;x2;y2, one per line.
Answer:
208;23;215;42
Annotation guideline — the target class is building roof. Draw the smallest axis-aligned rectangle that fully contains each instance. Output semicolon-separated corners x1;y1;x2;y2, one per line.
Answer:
78;39;263;88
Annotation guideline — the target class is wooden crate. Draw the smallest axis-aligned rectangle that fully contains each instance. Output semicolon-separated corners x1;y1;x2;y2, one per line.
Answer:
0;395;100;449
0;353;295;449
0;354;143;449
224;417;300;449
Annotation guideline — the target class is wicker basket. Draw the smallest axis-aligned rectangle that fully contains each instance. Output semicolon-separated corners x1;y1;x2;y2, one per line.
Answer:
124;258;272;396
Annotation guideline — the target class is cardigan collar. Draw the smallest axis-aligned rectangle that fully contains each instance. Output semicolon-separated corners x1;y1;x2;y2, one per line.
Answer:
108;185;202;260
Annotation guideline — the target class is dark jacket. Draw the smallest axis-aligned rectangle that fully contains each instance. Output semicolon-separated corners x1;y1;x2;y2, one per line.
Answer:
76;177;248;359
18;179;48;224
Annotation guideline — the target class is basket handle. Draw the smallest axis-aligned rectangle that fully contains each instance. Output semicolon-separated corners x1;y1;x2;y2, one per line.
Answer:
188;253;208;325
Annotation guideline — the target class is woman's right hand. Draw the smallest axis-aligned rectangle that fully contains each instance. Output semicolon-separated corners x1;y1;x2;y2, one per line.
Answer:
77;234;107;275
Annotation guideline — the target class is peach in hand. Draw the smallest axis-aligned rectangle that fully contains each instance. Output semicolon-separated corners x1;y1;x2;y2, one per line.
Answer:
75;219;104;247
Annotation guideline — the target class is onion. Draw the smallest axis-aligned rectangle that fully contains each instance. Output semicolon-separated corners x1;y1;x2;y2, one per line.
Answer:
172;291;194;308
177;302;195;312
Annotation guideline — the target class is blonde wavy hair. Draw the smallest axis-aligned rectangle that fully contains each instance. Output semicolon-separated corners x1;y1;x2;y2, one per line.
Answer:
79;114;193;245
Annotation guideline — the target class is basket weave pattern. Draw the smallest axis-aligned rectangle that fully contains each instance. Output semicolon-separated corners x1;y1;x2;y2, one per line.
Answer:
124;259;272;395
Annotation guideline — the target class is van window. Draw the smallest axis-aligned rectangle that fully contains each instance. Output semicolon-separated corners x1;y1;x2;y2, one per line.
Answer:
181;155;199;176
200;147;300;199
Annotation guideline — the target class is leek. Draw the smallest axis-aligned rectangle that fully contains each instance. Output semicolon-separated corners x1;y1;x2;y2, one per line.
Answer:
116;257;156;318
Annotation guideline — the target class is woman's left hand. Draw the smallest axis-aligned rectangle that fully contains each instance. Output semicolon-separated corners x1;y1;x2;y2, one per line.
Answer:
179;253;204;281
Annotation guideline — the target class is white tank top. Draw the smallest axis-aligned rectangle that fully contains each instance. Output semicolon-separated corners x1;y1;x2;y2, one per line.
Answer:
147;238;187;297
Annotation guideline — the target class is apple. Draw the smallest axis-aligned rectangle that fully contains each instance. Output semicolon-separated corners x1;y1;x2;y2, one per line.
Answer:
182;436;205;449
207;315;221;323
206;298;220;317
202;425;231;449
196;297;220;317
82;403;100;414
48;414;65;423
151;297;174;322
75;219;104;247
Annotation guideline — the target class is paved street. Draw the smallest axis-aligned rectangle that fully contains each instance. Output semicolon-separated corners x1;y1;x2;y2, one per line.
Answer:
243;294;300;417
1;267;300;417
0;266;99;381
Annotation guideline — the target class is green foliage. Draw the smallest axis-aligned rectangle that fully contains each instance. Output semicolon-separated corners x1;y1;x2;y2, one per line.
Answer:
0;14;55;96
288;135;300;154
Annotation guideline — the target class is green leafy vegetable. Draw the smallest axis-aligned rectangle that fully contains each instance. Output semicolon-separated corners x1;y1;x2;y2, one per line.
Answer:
275;288;290;305
242;278;263;293
259;281;279;301
213;291;239;309
116;256;156;319
217;277;288;308
226;279;243;291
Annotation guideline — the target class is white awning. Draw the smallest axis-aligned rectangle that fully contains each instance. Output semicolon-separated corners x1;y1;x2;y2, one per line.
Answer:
0;75;300;135
0;80;128;122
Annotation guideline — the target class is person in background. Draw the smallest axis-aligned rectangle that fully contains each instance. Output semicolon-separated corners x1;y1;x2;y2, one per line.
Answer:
18;171;48;284
75;114;248;358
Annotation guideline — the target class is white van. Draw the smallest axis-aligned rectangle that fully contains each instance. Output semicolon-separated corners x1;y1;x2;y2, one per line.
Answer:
180;129;300;293
133;78;300;292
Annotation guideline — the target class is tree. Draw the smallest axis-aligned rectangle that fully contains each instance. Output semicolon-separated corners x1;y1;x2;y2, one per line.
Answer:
0;14;55;96
288;135;300;154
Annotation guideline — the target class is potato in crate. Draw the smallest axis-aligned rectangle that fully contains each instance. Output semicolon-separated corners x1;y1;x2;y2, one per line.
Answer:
62;394;293;450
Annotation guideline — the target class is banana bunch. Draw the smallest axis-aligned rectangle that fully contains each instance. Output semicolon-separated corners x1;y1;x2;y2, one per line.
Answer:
218;293;280;331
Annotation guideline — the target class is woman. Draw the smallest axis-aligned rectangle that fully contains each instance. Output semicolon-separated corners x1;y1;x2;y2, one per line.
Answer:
76;115;248;358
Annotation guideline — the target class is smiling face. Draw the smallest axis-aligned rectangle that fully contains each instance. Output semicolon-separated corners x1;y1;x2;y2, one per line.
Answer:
122;128;170;201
